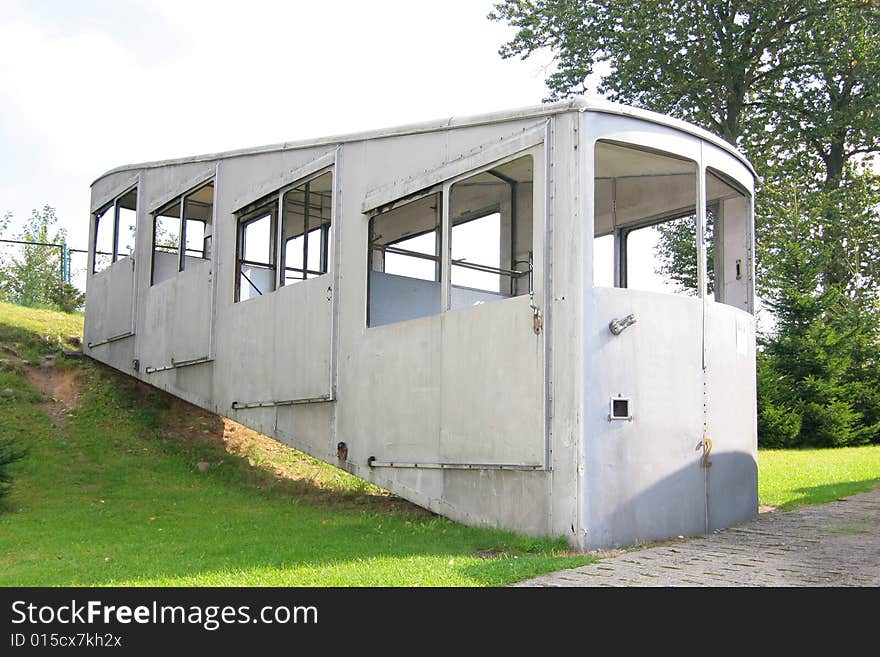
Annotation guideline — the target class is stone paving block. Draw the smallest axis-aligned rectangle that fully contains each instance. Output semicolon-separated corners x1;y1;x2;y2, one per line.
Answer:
513;488;880;588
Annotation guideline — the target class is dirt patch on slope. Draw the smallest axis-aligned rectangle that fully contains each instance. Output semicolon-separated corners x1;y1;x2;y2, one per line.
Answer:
24;365;80;426
26;367;79;409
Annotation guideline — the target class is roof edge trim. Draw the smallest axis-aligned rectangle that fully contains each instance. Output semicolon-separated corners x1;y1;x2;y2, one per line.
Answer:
92;96;754;185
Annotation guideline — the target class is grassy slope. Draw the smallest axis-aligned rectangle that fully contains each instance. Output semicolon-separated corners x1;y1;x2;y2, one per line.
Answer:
0;302;589;586
3;301;879;585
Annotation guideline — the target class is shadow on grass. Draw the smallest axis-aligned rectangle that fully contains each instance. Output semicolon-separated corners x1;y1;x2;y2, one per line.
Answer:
88;360;425;516
0;310;81;363
0;352;586;587
777;478;880;511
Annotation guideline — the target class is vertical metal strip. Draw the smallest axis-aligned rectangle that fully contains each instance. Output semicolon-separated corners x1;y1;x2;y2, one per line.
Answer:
207;163;221;360
329;146;342;459
698;142;710;533
320;194;329;274
543;118;553;471
329;146;341;402
440;184;451;310
748;191;756;314
509;180;517;295
276;189;284;289
111;198;120;263
612;178;621;287
177;193;186;273
131;176;144;361
233;212;241;302
303;182;310;281
88;208;97;276
576;113;588;547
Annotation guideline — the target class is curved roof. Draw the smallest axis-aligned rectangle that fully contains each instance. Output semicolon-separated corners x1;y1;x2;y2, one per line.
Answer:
93;96;755;185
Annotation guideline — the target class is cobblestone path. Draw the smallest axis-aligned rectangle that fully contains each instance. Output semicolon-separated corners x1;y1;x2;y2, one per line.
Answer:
514;489;880;587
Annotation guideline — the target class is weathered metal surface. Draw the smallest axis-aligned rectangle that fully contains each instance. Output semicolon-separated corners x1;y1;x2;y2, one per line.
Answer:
84;101;757;550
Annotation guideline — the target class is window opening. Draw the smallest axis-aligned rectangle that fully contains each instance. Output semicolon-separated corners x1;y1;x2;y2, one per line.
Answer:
706;168;751;311
115;188;138;262
449;155;534;309
181;182;214;269
368;192;441;326
92;186;138;274
236;209;276;302
93;204;115;274
366;152;536;326
280;172;332;285
151;199;181;285
593;141;698;297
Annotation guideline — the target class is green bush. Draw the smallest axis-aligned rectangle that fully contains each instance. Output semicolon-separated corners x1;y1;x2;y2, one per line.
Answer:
757;401;802;448
756;223;880;448
0;434;26;503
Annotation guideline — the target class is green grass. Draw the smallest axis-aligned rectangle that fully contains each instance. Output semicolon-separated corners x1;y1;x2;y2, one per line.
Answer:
5;302;879;585
0;301;83;363
0;302;590;586
759;445;880;510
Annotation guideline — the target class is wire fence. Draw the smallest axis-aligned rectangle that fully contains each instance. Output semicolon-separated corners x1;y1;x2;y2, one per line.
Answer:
0;238;89;296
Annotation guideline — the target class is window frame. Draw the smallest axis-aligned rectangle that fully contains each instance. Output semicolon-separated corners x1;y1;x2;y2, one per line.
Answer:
592;139;701;296
234;206;277;302
91;184;138;275
279;169;334;286
384;226;442;281
180;180;215;271
366;189;443;327
366;147;540;328
704;165;754;311
618;207;698;291
183;218;208;259
232;166;335;303
449;204;506;295
92;201;117;275
150;178;215;286
443;150;537;307
369;193;443;283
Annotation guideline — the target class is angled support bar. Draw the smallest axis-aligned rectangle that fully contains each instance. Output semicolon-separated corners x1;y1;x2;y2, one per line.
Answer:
87;331;134;348
231;395;332;410
144;356;212;374
366;457;546;472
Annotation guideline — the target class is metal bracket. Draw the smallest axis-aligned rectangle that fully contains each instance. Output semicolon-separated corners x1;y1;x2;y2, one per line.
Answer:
609;313;636;335
532;305;543;335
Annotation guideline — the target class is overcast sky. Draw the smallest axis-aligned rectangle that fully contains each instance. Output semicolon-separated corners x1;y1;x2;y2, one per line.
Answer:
0;0;556;252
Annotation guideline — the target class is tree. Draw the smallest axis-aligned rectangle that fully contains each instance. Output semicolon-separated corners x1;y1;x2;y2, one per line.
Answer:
758;185;880;446
0;205;84;312
753;0;880;293
490;1;834;145
491;0;880;446
0;435;26;504
491;1;879;296
753;2;880;447
653;212;715;296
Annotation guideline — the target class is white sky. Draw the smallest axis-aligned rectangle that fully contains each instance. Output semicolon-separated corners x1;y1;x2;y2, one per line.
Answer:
0;0;729;307
0;0;555;257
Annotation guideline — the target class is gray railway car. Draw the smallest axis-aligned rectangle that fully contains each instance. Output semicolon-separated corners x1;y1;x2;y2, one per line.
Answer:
85;98;757;549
